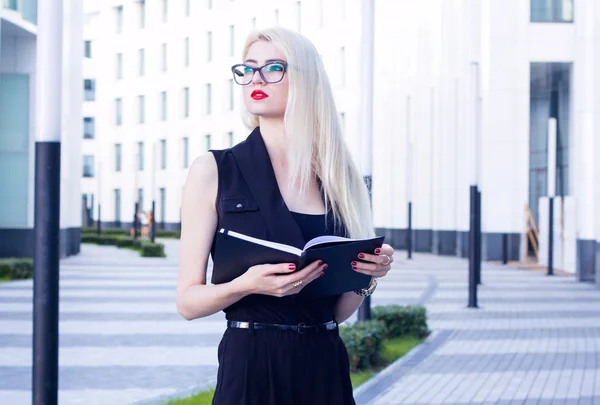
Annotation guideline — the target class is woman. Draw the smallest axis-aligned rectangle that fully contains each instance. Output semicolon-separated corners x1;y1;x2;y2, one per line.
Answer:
177;27;395;405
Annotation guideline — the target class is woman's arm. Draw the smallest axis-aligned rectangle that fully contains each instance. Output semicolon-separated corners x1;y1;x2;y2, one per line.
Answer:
176;153;249;320
334;292;365;324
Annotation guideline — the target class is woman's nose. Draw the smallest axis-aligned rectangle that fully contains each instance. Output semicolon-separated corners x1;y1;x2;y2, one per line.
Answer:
251;69;265;85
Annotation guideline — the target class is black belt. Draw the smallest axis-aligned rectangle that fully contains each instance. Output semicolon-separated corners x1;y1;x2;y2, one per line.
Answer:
227;320;338;334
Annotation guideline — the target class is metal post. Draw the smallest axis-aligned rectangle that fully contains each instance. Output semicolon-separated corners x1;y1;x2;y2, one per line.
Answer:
502;233;508;264
468;185;478;308
32;0;63;403
476;189;482;285
97;204;101;235
133;202;139;240
548;197;554;276
407;201;413;259
357;0;374;322
151;200;156;243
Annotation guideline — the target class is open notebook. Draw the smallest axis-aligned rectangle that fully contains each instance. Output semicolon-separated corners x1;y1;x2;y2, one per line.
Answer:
211;229;385;296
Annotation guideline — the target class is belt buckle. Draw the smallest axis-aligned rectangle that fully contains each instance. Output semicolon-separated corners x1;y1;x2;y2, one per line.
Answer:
297;322;311;334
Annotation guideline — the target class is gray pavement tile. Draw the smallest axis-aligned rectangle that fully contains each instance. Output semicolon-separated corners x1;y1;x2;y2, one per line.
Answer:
0;366;217;391
429;311;600;321
0;333;224;348
450;328;600;340
0;312;195;321
0;296;175;303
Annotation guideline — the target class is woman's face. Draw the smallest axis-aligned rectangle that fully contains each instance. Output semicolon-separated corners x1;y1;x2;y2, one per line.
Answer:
239;41;289;119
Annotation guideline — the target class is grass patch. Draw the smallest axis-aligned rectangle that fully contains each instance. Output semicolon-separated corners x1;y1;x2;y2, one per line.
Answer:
0;276;12;283
350;370;376;388
163;388;214;405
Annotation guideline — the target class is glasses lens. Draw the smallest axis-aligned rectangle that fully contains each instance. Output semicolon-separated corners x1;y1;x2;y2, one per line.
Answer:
261;63;285;83
232;65;253;85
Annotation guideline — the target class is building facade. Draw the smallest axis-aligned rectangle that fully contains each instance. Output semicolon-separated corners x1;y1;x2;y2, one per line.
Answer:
0;0;84;258
82;0;599;284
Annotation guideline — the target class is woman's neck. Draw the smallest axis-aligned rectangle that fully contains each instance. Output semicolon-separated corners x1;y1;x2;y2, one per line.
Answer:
259;117;287;168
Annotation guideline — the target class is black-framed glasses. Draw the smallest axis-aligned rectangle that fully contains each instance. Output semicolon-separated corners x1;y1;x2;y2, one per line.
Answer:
231;61;288;85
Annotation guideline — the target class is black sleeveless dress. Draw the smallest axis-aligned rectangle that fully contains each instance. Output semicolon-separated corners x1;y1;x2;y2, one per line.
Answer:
211;211;356;405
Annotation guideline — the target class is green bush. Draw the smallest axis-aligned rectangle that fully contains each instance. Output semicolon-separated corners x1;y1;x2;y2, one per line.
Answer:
0;258;34;280
81;227;128;237
155;230;180;239
372;305;430;339
141;243;165;257
340;320;386;372
115;238;135;248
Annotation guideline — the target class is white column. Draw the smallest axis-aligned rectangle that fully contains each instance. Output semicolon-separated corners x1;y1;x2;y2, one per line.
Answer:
360;0;374;181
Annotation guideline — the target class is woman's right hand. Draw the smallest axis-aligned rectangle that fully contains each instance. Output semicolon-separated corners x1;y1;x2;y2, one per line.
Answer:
234;260;328;297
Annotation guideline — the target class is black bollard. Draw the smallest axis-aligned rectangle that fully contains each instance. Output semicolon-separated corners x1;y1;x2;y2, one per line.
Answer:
468;185;478;308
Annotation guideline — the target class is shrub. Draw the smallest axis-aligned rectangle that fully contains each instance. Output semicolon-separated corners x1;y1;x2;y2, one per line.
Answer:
141;243;165;257
0;258;34;280
339;320;386;372
372;305;430;339
155;230;180;239
115;238;135;248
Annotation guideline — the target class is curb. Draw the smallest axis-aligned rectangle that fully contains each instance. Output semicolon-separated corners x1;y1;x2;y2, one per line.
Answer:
353;329;453;405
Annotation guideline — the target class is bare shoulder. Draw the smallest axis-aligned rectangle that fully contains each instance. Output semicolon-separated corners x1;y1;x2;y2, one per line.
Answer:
183;152;218;206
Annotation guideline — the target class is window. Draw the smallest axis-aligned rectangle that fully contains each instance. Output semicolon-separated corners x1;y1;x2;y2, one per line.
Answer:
274;9;279;25
227;131;233;147
183;137;189;168
339;47;346;86
161;43;168;72
138;95;145;123
116;53;123;79
159;188;166;227
84;79;95;101
207;0;213;9
185;0;191;16
206;31;212;61
184;37;190;67
114;189;121;223
531;0;573;22
317;0;323;28
296;1;301;31
183;87;190;118
160;139;167;169
115;144;122;172
139;48;145;76
115;98;122;126
138;0;145;28
83;155;95;178
340;112;346;135
228;79;234;110
137;188;144;211
251;17;256;29
137;141;144;170
205;134;211;151
84;40;92;58
83;117;95;139
115;6;123;33
161;91;168;121
229;25;235;56
205;83;212;115
162;0;168;23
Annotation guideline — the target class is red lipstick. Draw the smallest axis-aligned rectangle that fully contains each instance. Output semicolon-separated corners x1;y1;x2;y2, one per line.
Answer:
251;90;268;100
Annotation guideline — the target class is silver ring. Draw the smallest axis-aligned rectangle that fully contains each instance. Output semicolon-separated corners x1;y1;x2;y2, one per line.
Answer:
381;255;391;266
292;280;303;288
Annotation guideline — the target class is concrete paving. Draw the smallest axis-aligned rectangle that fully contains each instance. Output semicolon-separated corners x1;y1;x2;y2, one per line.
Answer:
1;240;599;405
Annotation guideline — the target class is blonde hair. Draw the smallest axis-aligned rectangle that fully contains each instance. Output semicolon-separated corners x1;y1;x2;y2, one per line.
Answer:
241;27;375;239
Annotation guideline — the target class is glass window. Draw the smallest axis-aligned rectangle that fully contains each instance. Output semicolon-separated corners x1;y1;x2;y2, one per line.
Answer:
531;0;573;22
139;0;145;28
163;0;168;23
183;137;189;168
205;134;211;151
114;189;121;223
161;91;168;121
159;187;166;226
84;40;92;58
83;117;95;139
529;62;572;225
137;188;144;211
83;155;95;178
207;31;212;61
116;53;123;79
185;0;191;16
84;79;95;101
115;98;122;126
205;83;212;115
274;9;279;25
228;79;234;110
115;143;122;172
183;87;190;118
228;131;233;147
229;25;235;56
296;1;301;31
115;6;123;33
184;37;190;67
207;0;213;10
138;95;145;124
138;141;144;170
162;43;168;72
339;47;346;86
160;139;167;169
139;48;145;76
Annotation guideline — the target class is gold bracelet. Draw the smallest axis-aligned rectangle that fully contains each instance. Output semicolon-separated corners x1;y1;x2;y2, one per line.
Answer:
353;277;378;297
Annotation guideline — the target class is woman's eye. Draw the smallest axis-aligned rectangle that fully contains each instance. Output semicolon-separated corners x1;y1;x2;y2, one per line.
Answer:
243;67;253;74
266;64;284;72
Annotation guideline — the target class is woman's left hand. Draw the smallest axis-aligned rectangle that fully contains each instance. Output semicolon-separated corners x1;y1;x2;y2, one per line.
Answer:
352;244;395;278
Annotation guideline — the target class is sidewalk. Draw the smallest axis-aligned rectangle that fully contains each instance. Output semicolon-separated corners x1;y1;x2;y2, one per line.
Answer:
355;255;600;405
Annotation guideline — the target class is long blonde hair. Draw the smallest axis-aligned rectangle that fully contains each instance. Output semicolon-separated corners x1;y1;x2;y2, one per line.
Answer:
241;27;375;239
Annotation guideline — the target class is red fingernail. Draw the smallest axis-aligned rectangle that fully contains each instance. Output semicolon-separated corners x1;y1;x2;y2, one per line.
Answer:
375;248;381;254
358;253;365;259
351;261;357;266
322;264;328;270
317;260;323;265
319;271;325;277
288;264;296;270
352;267;357;271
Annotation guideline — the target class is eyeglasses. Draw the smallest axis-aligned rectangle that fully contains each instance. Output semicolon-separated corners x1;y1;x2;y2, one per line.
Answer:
231;61;288;85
